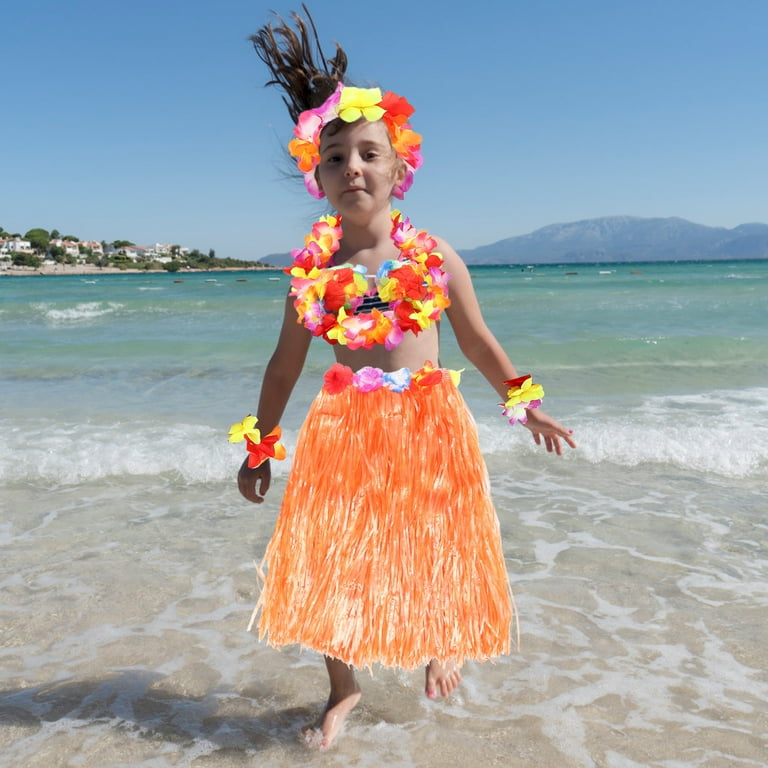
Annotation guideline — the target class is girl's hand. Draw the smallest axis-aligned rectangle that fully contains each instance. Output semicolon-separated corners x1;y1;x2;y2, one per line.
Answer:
238;457;271;503
523;409;576;456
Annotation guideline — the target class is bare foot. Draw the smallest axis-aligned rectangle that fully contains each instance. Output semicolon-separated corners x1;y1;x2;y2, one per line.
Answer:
425;658;462;698
303;656;361;750
303;686;362;750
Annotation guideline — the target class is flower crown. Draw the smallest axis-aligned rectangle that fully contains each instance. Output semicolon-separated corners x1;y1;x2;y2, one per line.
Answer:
288;83;423;200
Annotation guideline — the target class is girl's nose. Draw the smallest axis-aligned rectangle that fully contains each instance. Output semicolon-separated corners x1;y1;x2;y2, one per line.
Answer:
344;155;362;177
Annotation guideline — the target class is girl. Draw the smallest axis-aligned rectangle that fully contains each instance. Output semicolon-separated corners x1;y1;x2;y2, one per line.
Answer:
236;8;576;750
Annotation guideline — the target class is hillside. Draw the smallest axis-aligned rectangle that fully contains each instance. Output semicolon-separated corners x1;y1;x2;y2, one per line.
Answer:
260;216;768;267
460;216;768;265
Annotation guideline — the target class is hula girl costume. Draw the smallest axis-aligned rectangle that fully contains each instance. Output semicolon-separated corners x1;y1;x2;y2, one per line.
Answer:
237;85;524;670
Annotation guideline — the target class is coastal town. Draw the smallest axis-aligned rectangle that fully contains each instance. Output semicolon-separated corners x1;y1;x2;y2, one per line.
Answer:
0;226;274;275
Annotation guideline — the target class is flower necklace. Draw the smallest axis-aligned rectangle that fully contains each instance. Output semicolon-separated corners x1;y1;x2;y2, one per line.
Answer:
286;210;451;350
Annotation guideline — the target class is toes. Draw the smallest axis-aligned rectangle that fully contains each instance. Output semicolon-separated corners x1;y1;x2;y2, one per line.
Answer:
425;660;462;698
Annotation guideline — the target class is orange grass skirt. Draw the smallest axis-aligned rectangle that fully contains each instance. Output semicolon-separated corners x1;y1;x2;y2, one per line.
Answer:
253;370;515;670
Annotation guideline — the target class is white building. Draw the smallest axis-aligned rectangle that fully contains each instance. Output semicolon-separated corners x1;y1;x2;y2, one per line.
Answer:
50;238;81;258
2;238;34;254
78;240;104;256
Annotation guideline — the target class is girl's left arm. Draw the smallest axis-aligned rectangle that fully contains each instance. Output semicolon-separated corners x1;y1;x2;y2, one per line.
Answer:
439;238;576;455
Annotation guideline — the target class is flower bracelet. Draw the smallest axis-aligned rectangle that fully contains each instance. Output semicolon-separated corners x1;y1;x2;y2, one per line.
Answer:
228;415;286;467
500;375;544;425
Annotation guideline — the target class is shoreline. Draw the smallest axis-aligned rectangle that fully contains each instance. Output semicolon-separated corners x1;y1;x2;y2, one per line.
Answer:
1;263;280;277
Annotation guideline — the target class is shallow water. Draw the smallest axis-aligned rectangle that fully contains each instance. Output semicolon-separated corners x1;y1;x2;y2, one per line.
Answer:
1;262;767;766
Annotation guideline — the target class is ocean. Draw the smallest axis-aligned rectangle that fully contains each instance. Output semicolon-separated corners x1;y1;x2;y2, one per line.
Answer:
1;261;766;767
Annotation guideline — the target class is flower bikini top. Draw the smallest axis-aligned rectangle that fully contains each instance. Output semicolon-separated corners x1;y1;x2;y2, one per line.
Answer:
286;211;450;350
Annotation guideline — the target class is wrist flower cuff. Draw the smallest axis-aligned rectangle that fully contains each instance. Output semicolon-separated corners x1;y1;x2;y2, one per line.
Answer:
500;375;544;425
228;414;286;468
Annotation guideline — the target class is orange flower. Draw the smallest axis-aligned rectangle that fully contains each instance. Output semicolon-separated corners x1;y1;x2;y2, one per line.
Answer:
288;137;320;172
389;125;422;166
363;309;393;346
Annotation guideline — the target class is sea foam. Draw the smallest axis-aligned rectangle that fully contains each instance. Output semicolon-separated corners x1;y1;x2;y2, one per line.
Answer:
30;301;125;324
477;385;768;479
3;385;766;486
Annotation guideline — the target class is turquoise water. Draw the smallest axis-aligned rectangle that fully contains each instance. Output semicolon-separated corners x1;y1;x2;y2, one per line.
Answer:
3;261;766;479
1;261;767;766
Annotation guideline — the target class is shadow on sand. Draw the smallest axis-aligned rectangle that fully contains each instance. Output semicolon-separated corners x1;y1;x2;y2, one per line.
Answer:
0;669;317;758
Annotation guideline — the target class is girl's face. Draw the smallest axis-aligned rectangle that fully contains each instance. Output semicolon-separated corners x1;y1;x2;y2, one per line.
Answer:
316;120;406;216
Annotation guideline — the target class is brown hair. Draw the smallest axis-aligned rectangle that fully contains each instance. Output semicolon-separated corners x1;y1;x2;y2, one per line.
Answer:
249;4;349;123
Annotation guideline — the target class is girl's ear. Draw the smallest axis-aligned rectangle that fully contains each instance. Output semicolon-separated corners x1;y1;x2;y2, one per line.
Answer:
314;166;323;194
392;158;407;188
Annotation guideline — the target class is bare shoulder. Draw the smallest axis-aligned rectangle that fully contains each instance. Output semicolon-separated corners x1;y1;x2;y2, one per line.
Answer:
433;235;464;264
431;235;473;286
429;235;475;300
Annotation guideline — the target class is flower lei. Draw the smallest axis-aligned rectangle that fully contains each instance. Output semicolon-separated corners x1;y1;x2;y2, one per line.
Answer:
228;414;286;468
286;210;450;350
288;83;423;199
500;375;545;425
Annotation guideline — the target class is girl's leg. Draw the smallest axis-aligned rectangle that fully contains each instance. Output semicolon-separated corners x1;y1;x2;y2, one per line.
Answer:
305;656;362;750
425;658;462;698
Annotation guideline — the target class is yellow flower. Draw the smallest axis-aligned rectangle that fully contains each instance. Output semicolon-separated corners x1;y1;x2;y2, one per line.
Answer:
448;368;464;387
338;87;385;123
504;376;544;408
377;277;397;303
289;265;322;280
228;414;260;444
325;306;350;345
351;270;369;294
409;299;437;330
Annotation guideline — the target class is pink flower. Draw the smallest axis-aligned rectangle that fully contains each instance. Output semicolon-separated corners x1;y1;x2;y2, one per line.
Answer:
383;323;403;350
502;403;528;425
352;366;385;392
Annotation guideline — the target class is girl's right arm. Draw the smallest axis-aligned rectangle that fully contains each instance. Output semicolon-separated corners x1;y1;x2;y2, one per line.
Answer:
238;293;312;503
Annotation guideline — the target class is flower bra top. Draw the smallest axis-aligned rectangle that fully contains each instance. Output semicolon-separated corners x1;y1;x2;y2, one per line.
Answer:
286;211;451;350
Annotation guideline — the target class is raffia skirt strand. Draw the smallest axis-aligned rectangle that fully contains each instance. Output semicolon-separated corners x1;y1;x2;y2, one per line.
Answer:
250;370;516;670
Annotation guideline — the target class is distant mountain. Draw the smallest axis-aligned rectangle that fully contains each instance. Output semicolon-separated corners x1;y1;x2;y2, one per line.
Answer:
460;216;768;265
260;216;768;267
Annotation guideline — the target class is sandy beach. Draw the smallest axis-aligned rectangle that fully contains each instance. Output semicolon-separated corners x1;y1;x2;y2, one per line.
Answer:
1;263;276;277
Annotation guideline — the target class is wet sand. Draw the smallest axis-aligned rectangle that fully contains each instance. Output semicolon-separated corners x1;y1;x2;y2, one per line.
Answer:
1;460;765;767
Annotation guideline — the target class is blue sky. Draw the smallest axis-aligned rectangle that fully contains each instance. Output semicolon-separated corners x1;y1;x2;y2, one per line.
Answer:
2;0;766;260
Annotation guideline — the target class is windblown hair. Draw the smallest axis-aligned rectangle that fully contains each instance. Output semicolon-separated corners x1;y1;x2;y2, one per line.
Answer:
250;4;349;123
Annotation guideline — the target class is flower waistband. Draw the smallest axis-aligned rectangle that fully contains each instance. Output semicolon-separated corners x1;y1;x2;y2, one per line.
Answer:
323;361;462;395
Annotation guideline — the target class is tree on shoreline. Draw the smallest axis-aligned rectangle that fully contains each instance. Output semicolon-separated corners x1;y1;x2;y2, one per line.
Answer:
12;252;42;268
24;228;50;255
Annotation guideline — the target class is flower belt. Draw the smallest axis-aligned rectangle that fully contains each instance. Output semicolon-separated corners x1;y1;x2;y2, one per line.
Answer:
323;361;462;394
